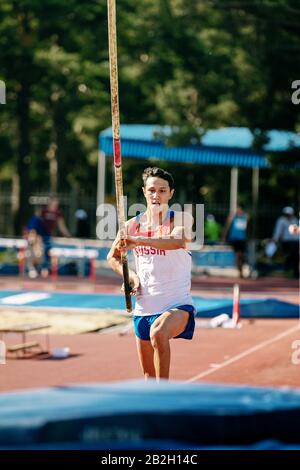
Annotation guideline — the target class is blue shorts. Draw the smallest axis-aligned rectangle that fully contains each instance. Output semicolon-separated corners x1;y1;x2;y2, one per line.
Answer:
133;305;196;341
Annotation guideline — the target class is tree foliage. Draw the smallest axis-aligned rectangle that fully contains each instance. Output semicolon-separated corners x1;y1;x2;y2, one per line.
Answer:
0;0;299;232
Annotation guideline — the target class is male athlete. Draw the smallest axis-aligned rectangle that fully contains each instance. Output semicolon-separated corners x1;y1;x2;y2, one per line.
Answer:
107;167;196;380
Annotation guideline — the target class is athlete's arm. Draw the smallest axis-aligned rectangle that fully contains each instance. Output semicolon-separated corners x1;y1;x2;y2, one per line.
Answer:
119;212;194;251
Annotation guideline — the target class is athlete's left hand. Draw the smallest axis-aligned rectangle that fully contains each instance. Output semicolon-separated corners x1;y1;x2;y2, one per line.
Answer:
121;272;140;295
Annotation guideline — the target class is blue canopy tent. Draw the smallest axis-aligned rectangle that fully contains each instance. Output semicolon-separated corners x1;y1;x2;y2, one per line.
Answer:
98;125;300;212
98;125;299;272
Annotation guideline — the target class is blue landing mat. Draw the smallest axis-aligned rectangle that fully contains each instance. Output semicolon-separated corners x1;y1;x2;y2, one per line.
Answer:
193;297;299;319
0;290;298;318
0;381;300;448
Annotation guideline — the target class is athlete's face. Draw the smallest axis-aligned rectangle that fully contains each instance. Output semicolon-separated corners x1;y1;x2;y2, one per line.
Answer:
143;177;174;214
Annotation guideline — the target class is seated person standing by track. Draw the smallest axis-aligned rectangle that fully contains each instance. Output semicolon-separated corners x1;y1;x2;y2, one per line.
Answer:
27;197;71;278
25;208;45;278
272;207;299;279
204;213;222;244
107;167;196;381
75;209;91;238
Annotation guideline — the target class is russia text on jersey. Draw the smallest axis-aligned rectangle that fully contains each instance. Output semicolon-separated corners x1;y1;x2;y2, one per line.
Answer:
134;246;166;257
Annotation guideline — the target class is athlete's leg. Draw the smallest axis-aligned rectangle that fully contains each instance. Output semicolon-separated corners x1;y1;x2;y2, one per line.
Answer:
135;337;156;379
150;309;189;380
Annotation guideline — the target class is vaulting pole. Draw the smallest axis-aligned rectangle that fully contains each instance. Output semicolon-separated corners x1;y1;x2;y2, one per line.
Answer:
107;0;132;312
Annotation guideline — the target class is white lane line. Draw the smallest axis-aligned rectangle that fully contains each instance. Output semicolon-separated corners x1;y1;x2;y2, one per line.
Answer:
0;292;50;305
186;323;300;383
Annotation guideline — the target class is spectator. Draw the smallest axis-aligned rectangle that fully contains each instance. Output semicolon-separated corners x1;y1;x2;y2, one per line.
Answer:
204;214;222;244
29;197;71;277
272;207;299;279
25;208;45;278
75;209;91;238
40;197;71;239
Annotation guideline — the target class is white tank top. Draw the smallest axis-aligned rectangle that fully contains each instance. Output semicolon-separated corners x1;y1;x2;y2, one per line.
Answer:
129;211;194;316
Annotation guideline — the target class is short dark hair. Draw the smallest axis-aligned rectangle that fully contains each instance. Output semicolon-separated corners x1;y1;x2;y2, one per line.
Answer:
142;167;174;190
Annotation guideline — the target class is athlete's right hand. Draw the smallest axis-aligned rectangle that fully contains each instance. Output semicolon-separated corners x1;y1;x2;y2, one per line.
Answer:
121;273;140;296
